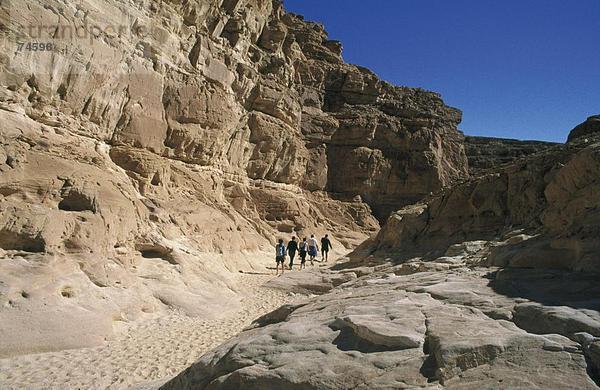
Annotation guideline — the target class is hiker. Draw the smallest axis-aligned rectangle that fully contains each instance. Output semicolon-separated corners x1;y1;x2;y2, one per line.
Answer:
321;234;333;262
307;234;319;266
275;238;286;276
299;237;308;269
287;236;298;269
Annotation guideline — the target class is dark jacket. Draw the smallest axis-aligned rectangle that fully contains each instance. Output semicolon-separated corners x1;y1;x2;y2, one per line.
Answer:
287;240;298;254
321;237;332;251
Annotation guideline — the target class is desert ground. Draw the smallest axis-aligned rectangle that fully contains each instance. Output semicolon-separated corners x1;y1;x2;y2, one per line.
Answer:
0;268;312;389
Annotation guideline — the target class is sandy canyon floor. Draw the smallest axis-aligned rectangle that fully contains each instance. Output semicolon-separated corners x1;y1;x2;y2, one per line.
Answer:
0;270;306;390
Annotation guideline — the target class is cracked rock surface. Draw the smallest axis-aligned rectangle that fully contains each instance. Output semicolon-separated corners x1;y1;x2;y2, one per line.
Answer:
161;256;600;389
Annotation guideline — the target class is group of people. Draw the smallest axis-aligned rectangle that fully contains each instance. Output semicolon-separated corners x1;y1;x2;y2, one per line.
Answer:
275;234;333;275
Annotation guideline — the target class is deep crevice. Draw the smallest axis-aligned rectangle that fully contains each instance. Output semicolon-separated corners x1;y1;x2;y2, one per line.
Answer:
250;303;307;329
419;337;438;382
136;244;177;265
584;352;600;387
151;172;161;186
419;315;440;383
58;190;98;213
330;326;392;353
0;230;45;252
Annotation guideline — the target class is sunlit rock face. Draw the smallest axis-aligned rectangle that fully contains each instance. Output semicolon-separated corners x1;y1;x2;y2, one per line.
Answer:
161;260;600;390
0;0;470;355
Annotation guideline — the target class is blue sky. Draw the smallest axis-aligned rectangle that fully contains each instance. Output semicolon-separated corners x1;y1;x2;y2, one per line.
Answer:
283;0;600;142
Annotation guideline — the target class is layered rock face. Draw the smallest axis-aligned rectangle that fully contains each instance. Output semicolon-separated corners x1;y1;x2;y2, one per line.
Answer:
0;0;468;356
464;136;558;174
0;0;468;219
161;124;600;388
374;132;600;272
162;123;600;388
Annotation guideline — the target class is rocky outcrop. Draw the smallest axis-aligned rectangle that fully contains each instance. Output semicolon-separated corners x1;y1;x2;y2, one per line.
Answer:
465;136;558;174
161;255;600;389
568;115;600;142
160;161;600;386
0;106;381;357
373;133;600;272
0;0;469;356
0;0;467;223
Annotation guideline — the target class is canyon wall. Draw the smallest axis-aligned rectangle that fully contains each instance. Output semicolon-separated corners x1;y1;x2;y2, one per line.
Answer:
0;0;468;356
1;0;468;222
2;1;599;387
464;136;558;174
374;131;600;272
161;118;600;390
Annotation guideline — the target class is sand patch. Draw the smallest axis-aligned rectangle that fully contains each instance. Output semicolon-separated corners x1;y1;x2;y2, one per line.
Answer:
0;272;302;389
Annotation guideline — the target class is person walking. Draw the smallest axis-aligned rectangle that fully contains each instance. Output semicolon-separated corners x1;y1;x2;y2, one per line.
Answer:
287;236;298;270
321;234;333;262
299;237;308;269
307;234;319;266
275;239;286;276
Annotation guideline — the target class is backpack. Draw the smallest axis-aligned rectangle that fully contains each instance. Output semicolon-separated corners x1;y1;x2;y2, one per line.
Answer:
276;244;286;257
299;242;307;251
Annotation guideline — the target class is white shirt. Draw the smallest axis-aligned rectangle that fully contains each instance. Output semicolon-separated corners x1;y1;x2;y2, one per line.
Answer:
308;237;318;248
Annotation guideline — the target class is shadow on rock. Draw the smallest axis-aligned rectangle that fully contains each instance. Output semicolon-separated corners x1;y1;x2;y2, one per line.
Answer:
489;268;600;311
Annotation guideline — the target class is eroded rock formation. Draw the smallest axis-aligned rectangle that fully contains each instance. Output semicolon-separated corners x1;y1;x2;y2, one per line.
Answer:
3;0;598;387
159;121;600;389
0;0;468;356
464;136;558;174
374;133;600;272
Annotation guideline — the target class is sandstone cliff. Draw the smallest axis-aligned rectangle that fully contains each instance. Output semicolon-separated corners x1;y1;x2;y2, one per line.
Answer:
374;132;600;272
464;136;558;174
161;125;600;389
0;0;468;356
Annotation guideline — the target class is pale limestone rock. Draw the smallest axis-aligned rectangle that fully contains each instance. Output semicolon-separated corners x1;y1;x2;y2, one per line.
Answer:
162;263;599;389
267;269;356;295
